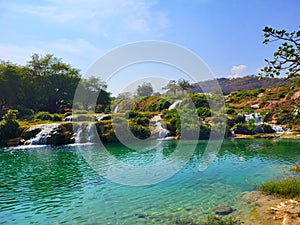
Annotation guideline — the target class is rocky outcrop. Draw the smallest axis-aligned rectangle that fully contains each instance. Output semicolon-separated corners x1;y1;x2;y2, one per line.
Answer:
22;123;74;146
239;191;300;225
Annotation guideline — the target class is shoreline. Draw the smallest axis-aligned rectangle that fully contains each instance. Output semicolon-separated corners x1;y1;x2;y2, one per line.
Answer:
230;132;300;140
232;191;300;225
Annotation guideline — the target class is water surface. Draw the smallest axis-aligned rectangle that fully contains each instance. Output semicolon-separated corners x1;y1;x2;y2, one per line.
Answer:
0;139;299;224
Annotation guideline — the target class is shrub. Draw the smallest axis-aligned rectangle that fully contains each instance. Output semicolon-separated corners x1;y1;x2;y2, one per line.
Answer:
14;105;34;120
290;165;300;173
197;107;211;118
199;125;211;139
129;123;150;139
259;179;300;199
0;110;20;145
64;112;72;118
34;111;53;121
189;93;208;108
52;114;62;122
226;107;236;115
242;106;254;113
232;123;254;135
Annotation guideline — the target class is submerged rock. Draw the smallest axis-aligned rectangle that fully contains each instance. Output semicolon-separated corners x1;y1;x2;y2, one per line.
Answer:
213;205;234;215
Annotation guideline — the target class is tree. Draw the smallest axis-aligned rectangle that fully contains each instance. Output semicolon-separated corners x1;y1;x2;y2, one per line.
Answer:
178;78;193;93
0;61;26;111
75;76;110;111
259;26;300;82
162;80;180;95
26;54;80;113
136;82;153;97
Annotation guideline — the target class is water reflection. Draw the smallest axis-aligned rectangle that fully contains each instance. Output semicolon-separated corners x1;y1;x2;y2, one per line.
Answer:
0;139;299;224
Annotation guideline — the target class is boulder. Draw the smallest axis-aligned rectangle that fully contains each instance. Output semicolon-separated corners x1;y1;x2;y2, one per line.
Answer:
213;205;234;215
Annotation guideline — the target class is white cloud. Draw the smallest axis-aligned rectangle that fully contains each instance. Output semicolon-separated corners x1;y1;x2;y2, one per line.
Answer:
228;65;247;79
0;39;103;71
5;0;169;38
0;44;44;65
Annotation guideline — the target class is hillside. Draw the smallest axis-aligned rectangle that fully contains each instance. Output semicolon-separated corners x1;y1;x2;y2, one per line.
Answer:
192;75;289;94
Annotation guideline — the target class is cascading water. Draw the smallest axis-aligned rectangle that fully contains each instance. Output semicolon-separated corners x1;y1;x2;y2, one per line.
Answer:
168;100;182;110
244;113;289;133
25;124;60;145
113;106;119;113
244;113;263;125
73;123;98;143
150;115;170;139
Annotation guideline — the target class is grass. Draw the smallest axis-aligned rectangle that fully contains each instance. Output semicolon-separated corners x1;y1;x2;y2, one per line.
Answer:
290;165;300;173
259;178;300;199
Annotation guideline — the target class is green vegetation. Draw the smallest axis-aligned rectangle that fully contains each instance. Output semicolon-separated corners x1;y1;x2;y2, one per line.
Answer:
0;54;111;115
136;82;153;97
259;179;300;199
290;165;300;173
0;110;20;145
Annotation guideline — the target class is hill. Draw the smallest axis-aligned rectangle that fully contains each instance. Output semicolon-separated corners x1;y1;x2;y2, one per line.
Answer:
192;75;289;93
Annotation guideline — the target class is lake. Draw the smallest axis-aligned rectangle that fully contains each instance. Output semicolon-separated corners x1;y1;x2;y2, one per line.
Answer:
0;139;299;224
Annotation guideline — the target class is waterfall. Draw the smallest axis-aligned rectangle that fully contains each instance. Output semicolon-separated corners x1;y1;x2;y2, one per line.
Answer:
150;114;170;139
270;124;289;133
244;113;263;125
26;124;60;145
95;114;110;121
244;113;289;133
168;100;182;110
114;105;119;113
73;123;98;143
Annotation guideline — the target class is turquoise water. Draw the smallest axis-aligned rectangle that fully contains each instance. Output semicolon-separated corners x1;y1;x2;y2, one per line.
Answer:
0;139;299;224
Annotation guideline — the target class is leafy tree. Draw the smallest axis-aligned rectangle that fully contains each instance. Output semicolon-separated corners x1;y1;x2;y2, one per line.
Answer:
178;78;193;93
75;76;110;111
162;80;180;95
259;26;300;82
136;82;153;97
26;54;81;113
0;61;25;111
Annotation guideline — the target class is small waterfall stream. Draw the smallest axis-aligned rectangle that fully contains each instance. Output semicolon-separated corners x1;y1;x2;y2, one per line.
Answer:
150;115;170;139
168;100;182;110
244;113;289;133
25;124;60;145
73;123;98;143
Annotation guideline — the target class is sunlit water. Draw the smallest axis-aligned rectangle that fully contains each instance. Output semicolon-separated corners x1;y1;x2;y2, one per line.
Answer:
0;139;299;224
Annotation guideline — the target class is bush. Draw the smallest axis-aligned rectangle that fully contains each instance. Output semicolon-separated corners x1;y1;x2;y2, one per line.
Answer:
226;107;236;115
0;110;20;145
52;114;62;122
290;165;300;173
64;112;72;118
129;123;150;139
232;123;254;135
189;93;208;108
34;111;53;121
197;107;211;118
259;179;300;199
14;105;34;120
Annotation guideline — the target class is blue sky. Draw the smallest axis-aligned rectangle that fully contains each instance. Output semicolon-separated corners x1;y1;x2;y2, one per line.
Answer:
0;0;299;95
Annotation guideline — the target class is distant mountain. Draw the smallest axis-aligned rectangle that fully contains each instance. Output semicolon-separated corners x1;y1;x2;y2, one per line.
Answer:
192;75;289;93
